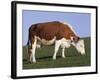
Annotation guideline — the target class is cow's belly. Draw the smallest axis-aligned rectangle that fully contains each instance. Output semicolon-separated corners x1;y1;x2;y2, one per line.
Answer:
37;36;56;45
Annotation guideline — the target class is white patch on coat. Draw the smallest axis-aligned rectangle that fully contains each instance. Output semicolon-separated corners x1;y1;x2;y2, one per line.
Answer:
37;36;56;45
31;36;37;62
60;38;71;48
53;38;71;60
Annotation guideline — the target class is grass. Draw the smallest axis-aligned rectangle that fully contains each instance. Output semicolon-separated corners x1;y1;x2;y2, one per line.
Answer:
23;37;91;69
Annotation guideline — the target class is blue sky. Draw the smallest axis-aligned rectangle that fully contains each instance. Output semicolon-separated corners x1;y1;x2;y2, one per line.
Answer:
22;10;91;45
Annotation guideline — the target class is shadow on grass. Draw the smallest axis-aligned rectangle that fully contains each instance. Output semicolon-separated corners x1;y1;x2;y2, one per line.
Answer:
23;54;82;64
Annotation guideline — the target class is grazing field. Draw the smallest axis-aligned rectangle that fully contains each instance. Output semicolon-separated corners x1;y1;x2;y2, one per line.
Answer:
23;37;91;69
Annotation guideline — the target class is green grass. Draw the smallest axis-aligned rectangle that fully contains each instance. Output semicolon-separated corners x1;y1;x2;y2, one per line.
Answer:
23;37;91;69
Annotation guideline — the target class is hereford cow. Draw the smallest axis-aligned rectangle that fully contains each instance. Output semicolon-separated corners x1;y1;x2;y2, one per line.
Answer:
27;21;85;63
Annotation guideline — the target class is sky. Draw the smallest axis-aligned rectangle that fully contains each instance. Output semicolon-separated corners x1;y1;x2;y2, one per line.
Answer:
22;10;91;45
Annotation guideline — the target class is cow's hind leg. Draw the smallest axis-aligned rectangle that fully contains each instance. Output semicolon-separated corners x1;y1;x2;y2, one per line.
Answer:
53;40;62;60
28;46;33;63
30;36;37;63
27;40;33;63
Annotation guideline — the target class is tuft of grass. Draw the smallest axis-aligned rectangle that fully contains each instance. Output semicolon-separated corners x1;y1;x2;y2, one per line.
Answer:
23;37;91;69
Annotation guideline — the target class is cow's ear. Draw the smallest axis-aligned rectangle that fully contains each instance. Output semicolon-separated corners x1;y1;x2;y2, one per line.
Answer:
77;36;80;40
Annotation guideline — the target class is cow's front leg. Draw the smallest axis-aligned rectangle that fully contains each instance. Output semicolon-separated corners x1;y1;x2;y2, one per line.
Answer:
53;40;61;60
61;44;66;58
31;36;37;63
62;47;66;58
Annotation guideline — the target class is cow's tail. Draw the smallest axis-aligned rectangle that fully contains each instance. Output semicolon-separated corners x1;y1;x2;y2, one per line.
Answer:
27;26;32;62
26;36;29;62
27;39;30;46
27;28;30;47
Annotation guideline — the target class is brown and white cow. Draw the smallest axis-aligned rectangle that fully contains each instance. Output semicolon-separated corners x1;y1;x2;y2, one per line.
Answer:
27;21;85;63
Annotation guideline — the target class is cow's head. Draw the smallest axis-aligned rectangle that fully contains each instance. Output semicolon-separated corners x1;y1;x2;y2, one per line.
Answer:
72;39;85;55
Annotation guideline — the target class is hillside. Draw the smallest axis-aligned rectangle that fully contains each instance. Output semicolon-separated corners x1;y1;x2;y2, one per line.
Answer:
23;37;91;69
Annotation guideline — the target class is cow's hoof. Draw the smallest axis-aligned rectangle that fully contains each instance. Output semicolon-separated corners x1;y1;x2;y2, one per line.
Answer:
81;53;85;55
53;57;56;60
62;56;66;58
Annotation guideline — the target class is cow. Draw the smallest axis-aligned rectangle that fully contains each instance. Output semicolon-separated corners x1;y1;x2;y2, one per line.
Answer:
27;21;85;63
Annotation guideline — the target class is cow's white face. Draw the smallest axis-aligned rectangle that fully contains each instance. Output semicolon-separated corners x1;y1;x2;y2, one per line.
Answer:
72;40;85;55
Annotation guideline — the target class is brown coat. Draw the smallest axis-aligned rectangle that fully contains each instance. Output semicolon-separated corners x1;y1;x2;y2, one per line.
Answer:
28;21;79;43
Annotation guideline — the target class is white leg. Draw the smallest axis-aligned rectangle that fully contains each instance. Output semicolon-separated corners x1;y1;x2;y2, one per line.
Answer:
32;37;37;63
53;40;61;60
62;47;66;58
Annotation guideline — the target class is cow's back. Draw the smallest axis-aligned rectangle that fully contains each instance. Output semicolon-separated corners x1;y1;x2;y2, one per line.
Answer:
30;21;76;40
